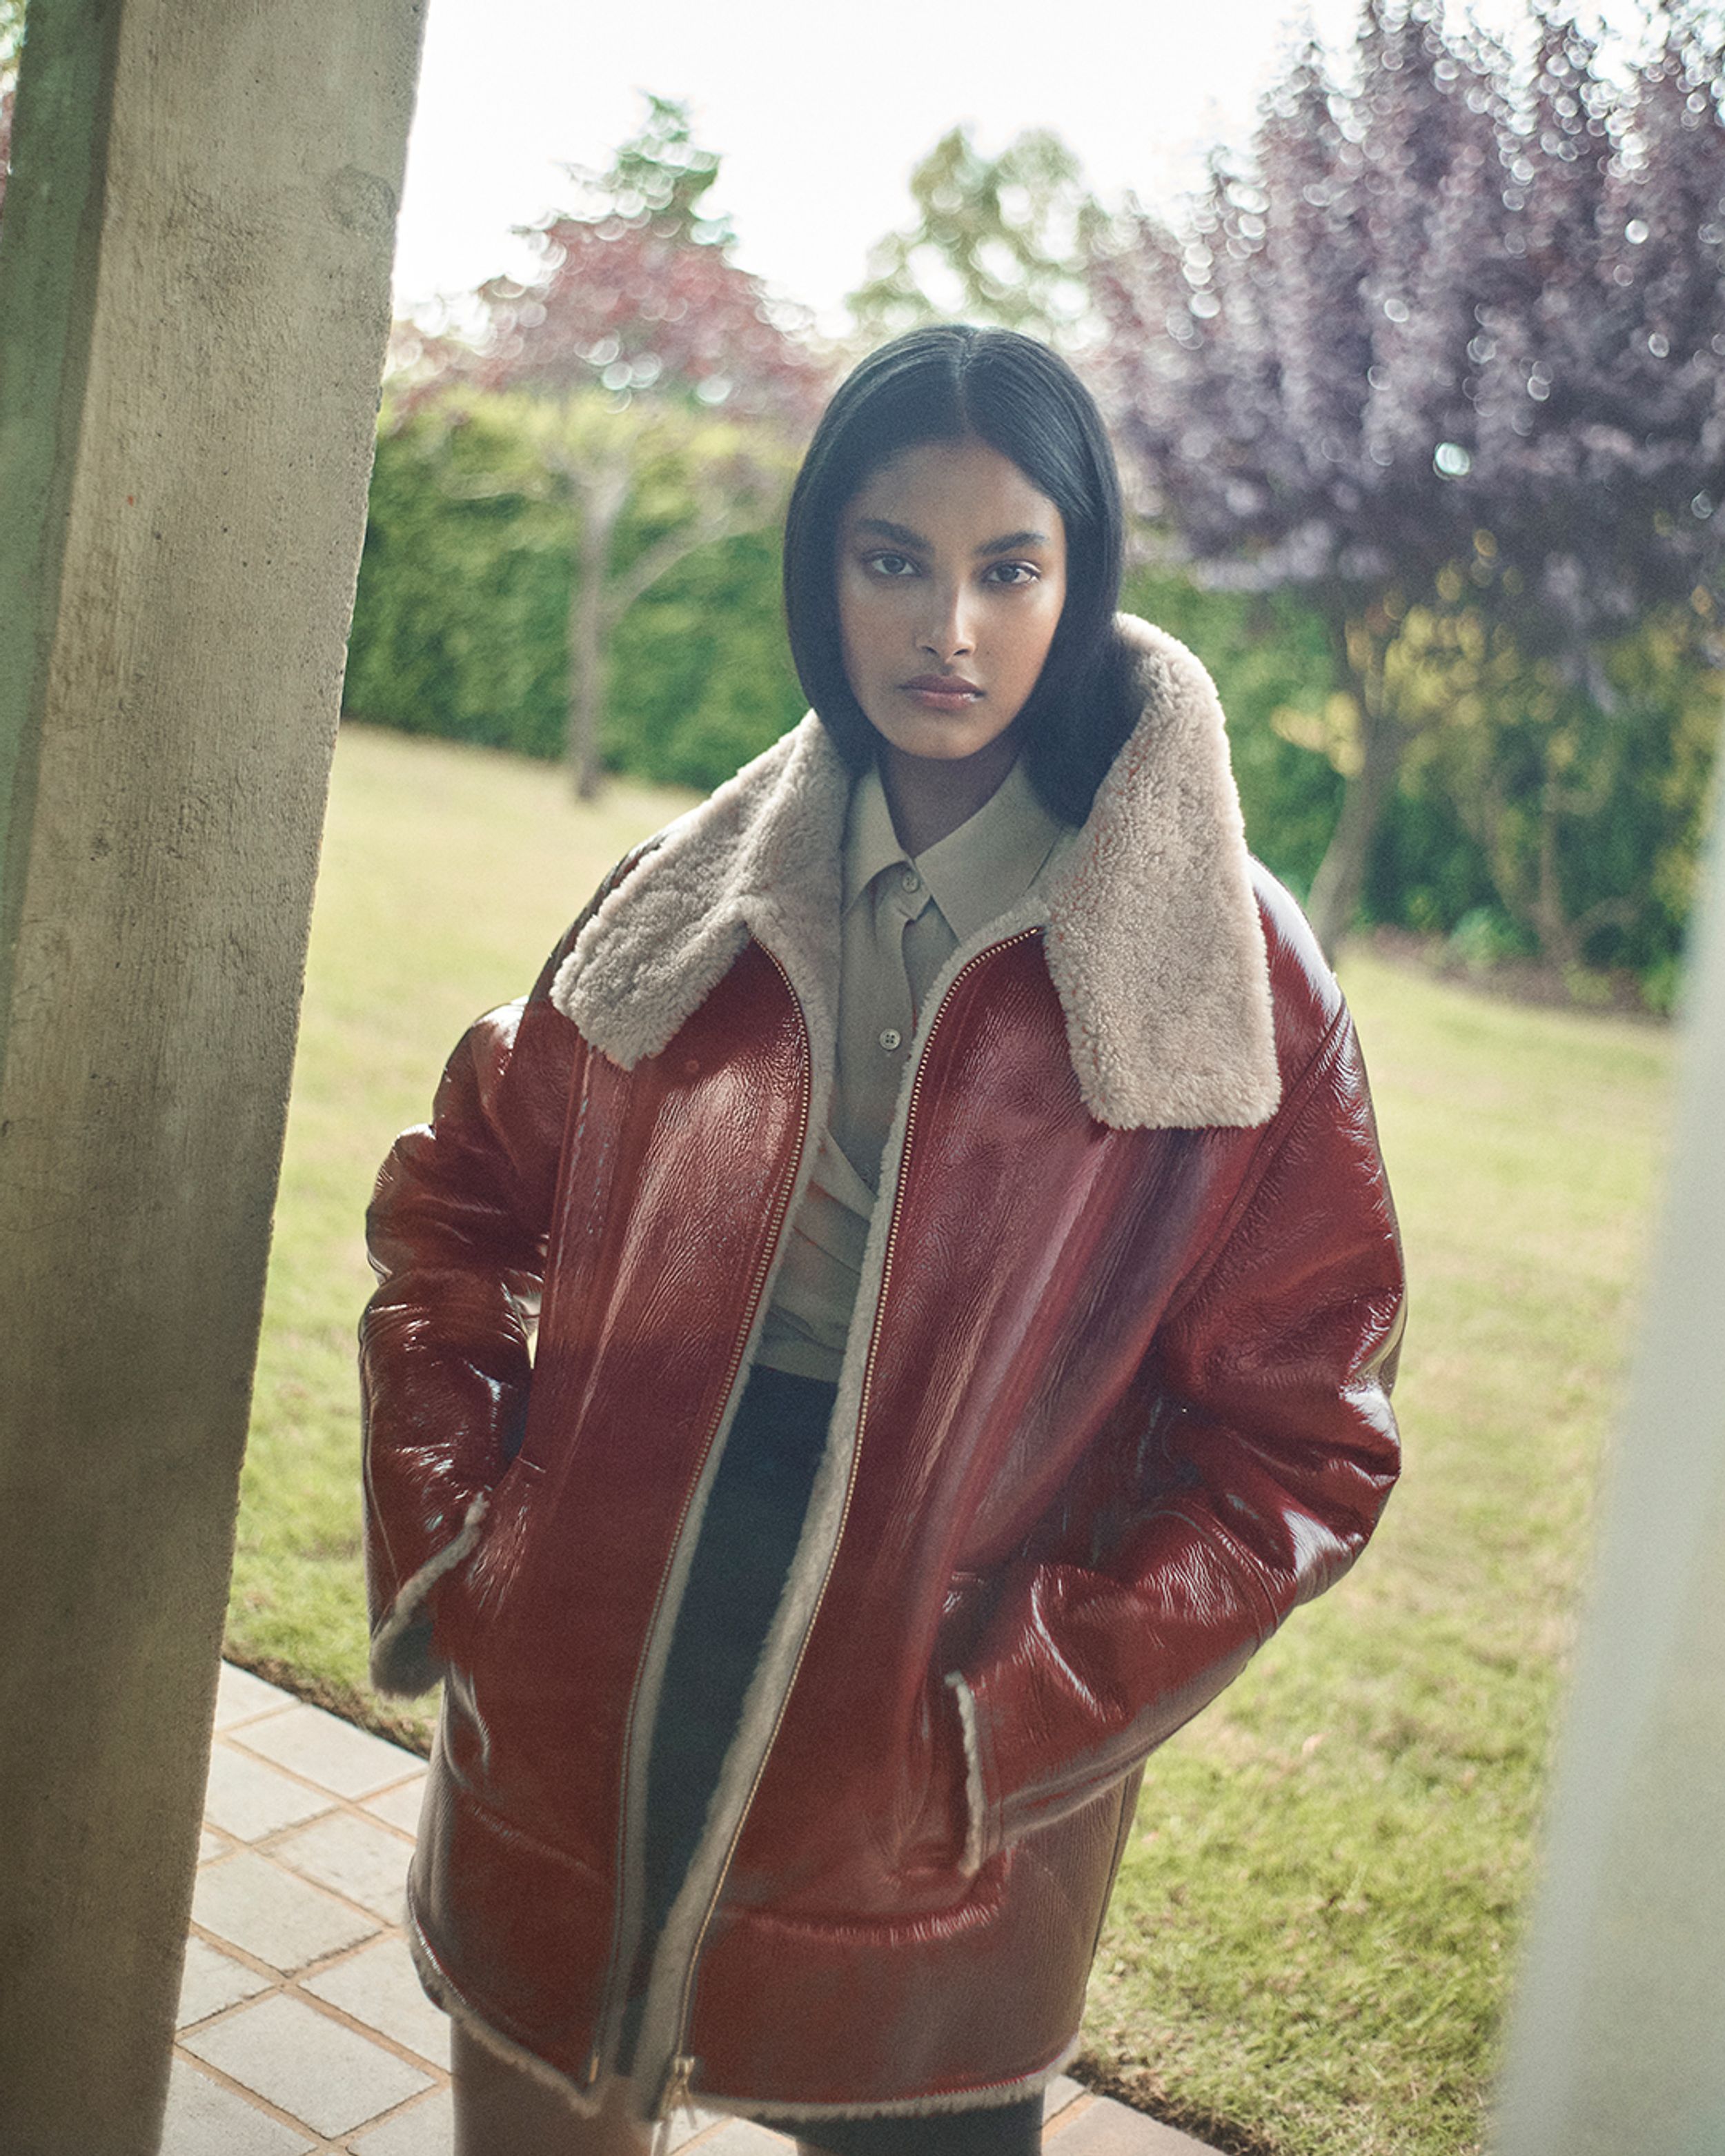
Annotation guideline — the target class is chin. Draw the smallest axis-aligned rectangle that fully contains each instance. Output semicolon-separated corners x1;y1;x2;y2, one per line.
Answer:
871;713;1021;769
901;735;1000;765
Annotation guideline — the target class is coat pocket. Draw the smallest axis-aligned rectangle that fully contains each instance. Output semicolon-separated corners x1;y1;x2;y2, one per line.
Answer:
936;1567;998;1665
431;1454;545;1675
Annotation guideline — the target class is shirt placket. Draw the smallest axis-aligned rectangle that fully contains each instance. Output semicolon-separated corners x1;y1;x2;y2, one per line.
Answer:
878;863;934;1047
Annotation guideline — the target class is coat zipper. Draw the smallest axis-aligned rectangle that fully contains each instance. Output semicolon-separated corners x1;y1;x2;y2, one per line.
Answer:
647;929;1040;2117
588;948;813;2091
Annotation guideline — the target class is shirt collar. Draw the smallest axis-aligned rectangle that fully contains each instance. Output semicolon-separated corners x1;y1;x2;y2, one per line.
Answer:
842;762;905;911
842;755;1068;942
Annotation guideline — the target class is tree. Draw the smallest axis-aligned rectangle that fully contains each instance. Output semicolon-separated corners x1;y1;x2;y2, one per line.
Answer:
1090;1;1508;950
1441;10;1725;972
848;125;1109;354
1387;7;1725;976
1090;0;1725;960
475;95;827;429
447;386;796;795
417;95;830;795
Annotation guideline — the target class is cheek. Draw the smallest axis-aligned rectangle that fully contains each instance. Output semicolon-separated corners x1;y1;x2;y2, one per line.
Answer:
1021;592;1066;680
836;568;872;644
838;580;901;678
836;593;871;688
834;582;861;681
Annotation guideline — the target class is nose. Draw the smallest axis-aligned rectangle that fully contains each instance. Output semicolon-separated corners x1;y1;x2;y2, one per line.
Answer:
918;582;974;664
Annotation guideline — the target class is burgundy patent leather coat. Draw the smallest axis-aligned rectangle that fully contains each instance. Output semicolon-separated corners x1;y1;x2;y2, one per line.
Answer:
361;620;1404;2126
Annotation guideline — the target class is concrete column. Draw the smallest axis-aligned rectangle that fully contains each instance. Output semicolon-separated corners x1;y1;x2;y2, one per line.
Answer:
0;2;423;2148
1493;802;1725;2154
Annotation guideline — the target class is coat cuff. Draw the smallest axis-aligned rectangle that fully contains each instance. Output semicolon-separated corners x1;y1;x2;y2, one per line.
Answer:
368;1491;490;1698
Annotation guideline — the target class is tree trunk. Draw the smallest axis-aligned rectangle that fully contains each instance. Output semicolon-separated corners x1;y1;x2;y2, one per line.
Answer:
1305;612;1401;960
566;458;627;800
1531;777;1586;976
569;498;609;800
1305;709;1400;958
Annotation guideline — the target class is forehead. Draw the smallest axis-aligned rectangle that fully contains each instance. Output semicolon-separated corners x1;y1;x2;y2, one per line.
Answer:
843;438;1063;543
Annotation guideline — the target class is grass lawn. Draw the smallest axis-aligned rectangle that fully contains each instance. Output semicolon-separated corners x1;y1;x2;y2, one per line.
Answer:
229;721;1676;2156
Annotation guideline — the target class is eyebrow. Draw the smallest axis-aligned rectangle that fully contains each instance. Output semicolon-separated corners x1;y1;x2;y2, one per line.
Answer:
853;518;1054;556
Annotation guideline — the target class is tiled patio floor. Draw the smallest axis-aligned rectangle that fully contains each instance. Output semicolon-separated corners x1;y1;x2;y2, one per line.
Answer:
168;1664;1220;2156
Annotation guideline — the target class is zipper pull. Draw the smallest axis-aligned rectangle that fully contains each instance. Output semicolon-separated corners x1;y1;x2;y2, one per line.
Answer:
657;2051;697;2116
652;2053;699;2149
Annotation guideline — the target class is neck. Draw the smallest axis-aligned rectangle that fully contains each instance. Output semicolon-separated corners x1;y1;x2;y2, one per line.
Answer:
878;732;1021;858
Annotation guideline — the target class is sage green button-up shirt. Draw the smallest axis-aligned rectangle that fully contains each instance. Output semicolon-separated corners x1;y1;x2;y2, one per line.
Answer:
756;756;1066;1384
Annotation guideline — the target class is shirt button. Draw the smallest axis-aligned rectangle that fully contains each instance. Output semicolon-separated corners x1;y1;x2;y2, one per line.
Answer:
900;869;920;893
879;1028;903;1051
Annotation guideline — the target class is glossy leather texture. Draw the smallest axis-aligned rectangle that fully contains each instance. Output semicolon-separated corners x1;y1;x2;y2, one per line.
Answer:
360;864;1403;2116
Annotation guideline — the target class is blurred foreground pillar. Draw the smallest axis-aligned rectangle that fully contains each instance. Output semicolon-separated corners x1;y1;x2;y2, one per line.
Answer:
1494;808;1725;2153
0;1;422;2148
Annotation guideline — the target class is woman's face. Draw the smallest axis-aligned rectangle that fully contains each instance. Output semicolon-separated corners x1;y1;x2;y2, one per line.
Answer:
836;437;1067;767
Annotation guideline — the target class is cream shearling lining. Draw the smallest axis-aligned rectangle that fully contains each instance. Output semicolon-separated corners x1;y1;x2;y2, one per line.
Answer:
553;616;1281;1133
720;2037;1083;2125
947;1671;988;1878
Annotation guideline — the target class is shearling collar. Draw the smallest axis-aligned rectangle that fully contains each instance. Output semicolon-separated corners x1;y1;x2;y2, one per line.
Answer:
552;615;1281;1131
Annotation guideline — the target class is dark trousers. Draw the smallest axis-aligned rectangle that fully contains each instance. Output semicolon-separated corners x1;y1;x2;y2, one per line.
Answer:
635;1367;1045;2153
642;1363;837;1917
782;2096;1045;2156
617;1364;834;2076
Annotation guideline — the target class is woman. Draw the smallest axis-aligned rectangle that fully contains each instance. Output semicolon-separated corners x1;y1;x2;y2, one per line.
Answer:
361;326;1405;2156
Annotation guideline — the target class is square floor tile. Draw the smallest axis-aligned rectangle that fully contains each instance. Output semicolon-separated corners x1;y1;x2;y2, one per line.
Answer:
698;2124;794;2154
177;1935;273;2026
199;1828;232;1865
304;1936;451;2068
215;1663;295;1730
1052;2097;1216;2155
669;2106;729;2149
350;2087;455;2155
181;1993;433;2139
159;2055;313;2155
1045;2076;1087;2121
194;1852;379;1974
233;1704;417;1799
274;1811;411;1924
204;1743;333;1842
362;1776;428;1837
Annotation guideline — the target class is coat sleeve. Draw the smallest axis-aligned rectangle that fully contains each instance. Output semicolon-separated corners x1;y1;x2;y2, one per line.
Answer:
359;847;650;1697
359;981;579;1696
950;989;1404;1869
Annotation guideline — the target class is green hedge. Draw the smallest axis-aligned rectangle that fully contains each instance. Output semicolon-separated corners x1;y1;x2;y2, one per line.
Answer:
344;401;805;793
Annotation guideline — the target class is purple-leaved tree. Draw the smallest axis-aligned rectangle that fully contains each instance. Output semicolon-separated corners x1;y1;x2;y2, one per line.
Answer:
410;95;829;796
1091;0;1725;958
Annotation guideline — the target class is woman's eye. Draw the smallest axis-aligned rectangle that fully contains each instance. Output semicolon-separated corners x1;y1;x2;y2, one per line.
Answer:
865;552;919;578
984;560;1039;587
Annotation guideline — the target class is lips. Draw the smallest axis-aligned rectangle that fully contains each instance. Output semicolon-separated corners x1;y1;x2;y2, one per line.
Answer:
900;674;983;709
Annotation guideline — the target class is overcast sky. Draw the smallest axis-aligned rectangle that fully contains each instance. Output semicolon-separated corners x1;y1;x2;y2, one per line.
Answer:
393;0;1642;337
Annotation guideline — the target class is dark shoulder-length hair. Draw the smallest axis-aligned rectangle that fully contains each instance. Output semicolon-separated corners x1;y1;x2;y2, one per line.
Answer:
782;324;1137;827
